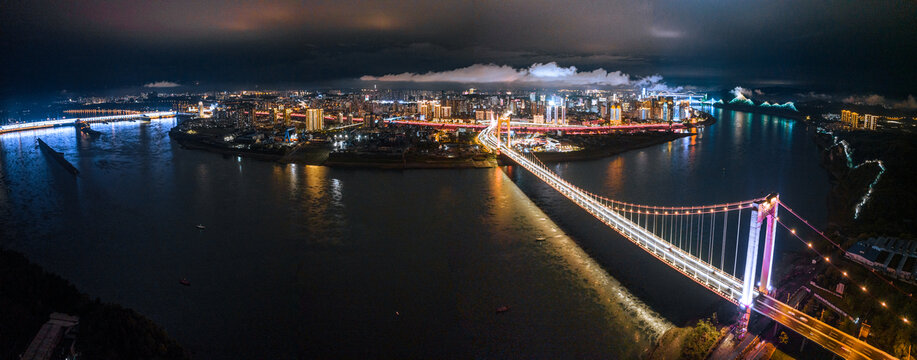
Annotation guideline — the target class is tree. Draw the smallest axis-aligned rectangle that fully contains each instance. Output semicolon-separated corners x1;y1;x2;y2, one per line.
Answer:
802;298;817;315
681;318;719;360
837;317;856;335
894;331;913;360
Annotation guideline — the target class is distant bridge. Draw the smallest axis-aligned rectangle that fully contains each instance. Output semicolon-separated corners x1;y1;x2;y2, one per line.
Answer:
0;111;177;134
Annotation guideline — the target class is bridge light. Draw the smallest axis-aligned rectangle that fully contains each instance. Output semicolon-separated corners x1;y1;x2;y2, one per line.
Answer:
881;301;887;307
807;242;812;247
904;317;910;323
824;257;830;262
791;229;796;234
842;271;848;277
861;286;867;292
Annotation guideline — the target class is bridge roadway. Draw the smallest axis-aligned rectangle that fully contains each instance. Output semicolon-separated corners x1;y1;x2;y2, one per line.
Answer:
0;111;177;134
755;295;895;360
478;120;896;360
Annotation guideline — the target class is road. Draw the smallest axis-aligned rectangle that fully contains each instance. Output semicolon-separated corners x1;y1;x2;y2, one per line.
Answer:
755;295;895;360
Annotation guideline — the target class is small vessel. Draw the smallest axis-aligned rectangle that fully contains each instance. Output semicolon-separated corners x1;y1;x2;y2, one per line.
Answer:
496;306;510;313
195;224;206;230
179;278;191;286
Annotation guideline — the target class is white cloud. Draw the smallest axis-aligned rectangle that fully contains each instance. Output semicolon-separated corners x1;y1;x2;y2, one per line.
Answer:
842;94;917;109
361;62;681;89
795;91;832;101
649;26;684;39
894;95;917;109
143;81;181;88
731;86;752;100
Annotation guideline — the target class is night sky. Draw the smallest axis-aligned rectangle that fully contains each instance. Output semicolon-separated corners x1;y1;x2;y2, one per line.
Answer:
1;0;915;100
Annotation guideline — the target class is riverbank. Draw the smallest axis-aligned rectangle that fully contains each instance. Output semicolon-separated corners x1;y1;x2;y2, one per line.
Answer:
0;248;188;359
324;152;498;169
532;131;692;162
170;128;331;163
170;126;499;169
714;103;805;120
173;128;679;168
646;318;723;360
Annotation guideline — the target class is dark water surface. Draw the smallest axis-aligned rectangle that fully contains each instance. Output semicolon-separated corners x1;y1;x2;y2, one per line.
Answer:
0;108;829;359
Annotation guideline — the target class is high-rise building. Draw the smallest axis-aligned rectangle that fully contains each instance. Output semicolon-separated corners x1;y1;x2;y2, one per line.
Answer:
305;108;323;131
270;107;279;126
609;104;622;124
842;110;862;129
417;101;432;120
545;97;566;124
864;114;879;130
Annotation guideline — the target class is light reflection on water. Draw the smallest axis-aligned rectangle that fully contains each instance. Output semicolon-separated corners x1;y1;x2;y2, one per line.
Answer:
0;109;830;358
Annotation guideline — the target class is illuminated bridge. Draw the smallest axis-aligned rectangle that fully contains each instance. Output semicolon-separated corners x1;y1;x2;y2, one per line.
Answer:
0;111;177;134
478;118;896;360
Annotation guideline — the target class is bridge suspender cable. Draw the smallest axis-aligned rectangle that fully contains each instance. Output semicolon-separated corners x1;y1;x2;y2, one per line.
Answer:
721;210;728;271
734;208;741;275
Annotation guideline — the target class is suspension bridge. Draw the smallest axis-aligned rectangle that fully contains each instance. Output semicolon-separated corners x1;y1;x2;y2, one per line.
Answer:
478;118;896;360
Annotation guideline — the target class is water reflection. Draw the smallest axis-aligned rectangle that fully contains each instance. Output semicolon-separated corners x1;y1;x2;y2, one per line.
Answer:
0;110;832;358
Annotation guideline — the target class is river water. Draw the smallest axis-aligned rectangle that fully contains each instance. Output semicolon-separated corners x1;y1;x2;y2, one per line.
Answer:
0;108;830;359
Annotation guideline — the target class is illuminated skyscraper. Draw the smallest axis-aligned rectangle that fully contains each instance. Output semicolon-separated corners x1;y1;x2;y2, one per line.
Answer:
863;114;879;130
545;97;566;124
305;108;323;131
609;104;622;124
841;110;861;129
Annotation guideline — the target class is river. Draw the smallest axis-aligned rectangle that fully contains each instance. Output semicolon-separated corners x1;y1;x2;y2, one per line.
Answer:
0;107;830;359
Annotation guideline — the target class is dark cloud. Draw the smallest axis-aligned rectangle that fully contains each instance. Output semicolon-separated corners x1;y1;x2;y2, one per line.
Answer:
1;0;915;99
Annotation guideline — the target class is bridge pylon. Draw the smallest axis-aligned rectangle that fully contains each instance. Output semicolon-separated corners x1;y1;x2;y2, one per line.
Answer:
495;116;512;147
738;193;779;338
